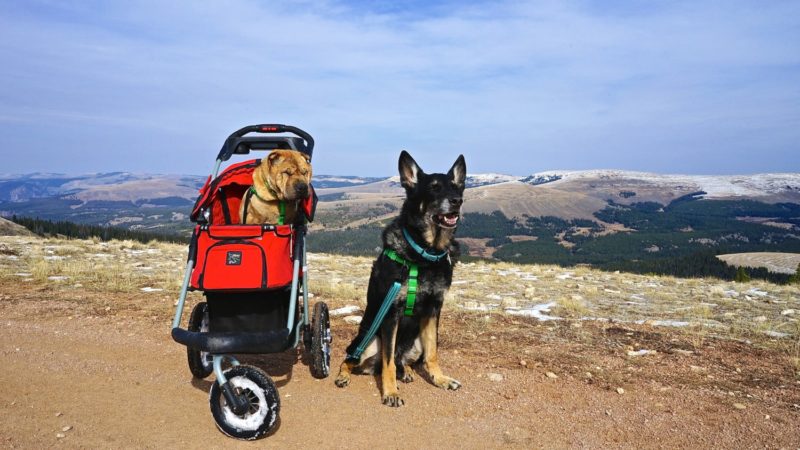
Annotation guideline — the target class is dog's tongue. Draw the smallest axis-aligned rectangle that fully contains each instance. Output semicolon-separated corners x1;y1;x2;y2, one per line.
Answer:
440;213;459;227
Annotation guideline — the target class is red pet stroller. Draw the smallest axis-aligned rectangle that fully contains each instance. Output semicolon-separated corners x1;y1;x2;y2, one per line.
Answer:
170;124;330;440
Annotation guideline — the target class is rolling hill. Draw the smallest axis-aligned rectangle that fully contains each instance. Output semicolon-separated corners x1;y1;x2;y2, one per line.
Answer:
2;170;799;281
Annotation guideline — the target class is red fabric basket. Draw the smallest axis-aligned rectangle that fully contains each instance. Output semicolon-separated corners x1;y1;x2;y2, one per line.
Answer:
190;225;295;291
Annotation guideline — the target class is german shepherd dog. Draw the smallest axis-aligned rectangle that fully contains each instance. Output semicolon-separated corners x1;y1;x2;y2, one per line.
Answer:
335;150;466;407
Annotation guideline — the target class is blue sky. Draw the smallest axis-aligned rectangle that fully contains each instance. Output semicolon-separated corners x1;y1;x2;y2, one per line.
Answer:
0;0;798;176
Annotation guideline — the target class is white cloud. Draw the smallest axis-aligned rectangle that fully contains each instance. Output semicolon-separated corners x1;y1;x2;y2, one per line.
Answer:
0;0;797;175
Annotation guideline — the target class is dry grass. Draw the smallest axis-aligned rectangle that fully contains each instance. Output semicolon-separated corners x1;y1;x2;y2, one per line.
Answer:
554;295;589;317
1;235;799;351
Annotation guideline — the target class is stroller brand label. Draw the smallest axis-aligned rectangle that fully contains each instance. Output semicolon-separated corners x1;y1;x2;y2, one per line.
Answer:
226;251;242;266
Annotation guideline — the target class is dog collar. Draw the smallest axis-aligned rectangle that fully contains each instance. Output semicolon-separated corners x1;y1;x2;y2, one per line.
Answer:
402;228;448;262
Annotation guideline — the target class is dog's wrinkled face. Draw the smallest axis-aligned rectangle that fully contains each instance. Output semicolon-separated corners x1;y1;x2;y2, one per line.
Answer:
259;149;312;201
398;150;466;229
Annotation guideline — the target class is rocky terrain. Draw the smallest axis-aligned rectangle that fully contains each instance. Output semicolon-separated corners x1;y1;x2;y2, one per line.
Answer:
1;234;799;448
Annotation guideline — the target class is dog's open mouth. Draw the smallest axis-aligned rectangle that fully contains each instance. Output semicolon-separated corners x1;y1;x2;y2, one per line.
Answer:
435;213;460;228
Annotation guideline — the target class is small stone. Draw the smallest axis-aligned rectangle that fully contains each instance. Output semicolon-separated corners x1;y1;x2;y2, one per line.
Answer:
585;372;593;378
519;360;527;367
61;426;72;432
545;371;558;379
605;409;612;416
735;367;742;373
765;415;770;420
56;433;66;439
782;309;796;316
733;403;747;410
487;373;504;382
616;387;625;395
55;412;63;417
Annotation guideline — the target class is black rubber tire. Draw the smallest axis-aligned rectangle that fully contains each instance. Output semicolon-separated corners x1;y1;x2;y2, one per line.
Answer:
187;302;213;379
209;365;280;440
309;302;331;379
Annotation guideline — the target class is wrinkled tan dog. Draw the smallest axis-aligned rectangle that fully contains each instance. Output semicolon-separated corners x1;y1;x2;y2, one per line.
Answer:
240;149;312;225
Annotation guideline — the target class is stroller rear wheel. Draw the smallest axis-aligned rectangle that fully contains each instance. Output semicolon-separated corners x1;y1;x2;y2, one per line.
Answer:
209;365;280;440
187;302;213;378
309;302;331;379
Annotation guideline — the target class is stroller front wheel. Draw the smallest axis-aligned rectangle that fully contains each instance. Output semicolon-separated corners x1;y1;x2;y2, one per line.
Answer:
209;365;280;440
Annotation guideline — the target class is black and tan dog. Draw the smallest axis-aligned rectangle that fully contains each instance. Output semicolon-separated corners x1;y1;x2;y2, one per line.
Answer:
240;149;312;225
335;150;466;407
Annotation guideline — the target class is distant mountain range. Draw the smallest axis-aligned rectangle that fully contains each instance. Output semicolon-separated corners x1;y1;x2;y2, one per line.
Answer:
3;170;799;280
2;170;799;229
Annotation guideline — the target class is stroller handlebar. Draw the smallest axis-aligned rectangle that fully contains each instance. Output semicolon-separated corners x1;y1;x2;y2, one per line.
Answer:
216;124;315;162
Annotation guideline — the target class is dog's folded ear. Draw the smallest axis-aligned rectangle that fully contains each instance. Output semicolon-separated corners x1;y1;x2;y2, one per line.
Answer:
268;151;283;165
448;154;466;188
398;150;422;190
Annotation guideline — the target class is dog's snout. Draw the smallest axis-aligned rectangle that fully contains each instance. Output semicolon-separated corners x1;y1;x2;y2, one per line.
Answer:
294;181;309;197
450;197;463;207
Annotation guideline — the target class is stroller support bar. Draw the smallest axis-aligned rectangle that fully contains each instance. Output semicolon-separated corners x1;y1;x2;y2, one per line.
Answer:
172;327;291;354
172;260;195;330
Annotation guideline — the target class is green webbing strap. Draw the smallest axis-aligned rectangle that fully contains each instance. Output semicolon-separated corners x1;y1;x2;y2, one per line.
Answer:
278;200;286;225
347;281;402;361
383;249;418;317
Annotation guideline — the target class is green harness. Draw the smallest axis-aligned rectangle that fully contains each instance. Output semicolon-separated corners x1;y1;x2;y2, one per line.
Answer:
383;249;418;317
247;185;286;225
346;229;448;361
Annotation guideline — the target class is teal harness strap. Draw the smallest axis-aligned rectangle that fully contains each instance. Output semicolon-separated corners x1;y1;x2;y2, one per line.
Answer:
347;281;402;361
346;249;419;361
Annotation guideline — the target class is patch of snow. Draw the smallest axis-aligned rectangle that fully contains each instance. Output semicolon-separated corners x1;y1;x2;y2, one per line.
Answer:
627;349;656;357
48;276;69;281
330;305;360;316
746;288;768;297
462;302;491;312
763;330;790;338
555;272;573;280
43;255;66;260
648;320;690;328
14;273;32;277
140;287;163;293
343;315;362;325
505;301;561;321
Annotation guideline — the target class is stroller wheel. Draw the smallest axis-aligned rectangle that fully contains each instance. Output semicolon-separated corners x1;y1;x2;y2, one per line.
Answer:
187;302;213;378
309;302;331;379
209;365;280;440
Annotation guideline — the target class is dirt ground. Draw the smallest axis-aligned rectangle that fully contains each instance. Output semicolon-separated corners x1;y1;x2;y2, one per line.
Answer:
1;284;799;449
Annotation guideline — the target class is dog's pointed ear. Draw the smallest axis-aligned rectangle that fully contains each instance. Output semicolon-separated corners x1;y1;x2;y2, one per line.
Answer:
448;154;466;188
398;150;422;190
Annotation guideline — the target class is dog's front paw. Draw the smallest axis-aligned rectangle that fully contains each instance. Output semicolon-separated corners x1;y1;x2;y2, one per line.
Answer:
334;372;351;388
382;392;405;407
433;375;462;391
